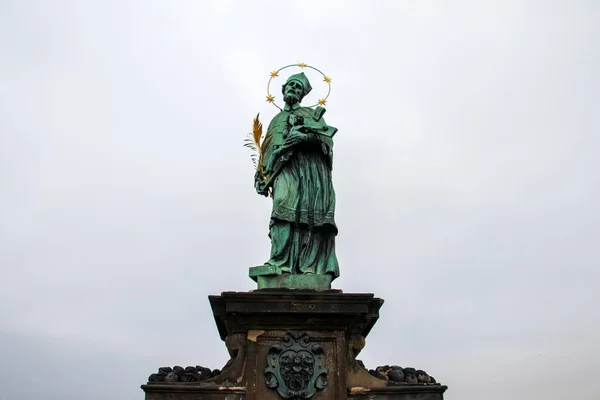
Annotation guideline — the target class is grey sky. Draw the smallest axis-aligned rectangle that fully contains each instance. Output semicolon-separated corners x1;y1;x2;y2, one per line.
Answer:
1;1;599;399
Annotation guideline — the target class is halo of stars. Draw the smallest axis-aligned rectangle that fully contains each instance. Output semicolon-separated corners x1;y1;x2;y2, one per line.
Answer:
266;62;332;110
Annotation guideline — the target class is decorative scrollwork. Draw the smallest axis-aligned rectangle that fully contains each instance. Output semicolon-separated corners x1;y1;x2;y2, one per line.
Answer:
265;332;328;399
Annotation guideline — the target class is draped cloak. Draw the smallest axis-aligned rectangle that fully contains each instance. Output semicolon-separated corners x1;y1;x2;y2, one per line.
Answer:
258;103;339;279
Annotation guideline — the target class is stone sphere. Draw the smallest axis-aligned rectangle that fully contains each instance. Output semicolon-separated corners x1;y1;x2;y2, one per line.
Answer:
164;372;179;383
388;369;405;383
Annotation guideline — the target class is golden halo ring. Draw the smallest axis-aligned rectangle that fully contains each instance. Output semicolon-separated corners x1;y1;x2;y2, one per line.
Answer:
266;63;331;110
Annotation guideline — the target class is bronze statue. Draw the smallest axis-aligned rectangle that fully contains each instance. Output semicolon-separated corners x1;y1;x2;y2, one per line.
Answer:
247;67;339;289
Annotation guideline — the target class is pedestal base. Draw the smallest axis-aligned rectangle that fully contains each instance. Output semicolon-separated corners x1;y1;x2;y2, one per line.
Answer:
141;291;447;400
249;266;333;290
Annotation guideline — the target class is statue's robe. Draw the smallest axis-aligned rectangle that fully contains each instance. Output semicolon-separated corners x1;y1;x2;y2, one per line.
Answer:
258;102;339;279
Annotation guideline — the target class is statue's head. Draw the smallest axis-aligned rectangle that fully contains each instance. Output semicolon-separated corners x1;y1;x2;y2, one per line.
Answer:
282;72;312;106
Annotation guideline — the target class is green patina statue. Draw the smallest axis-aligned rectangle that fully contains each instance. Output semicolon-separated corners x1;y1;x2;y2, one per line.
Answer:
249;72;339;290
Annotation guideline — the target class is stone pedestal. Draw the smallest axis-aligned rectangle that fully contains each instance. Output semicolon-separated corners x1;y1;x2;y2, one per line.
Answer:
141;290;447;399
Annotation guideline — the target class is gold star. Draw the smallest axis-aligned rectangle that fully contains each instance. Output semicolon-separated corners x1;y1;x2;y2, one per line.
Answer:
298;62;307;68
270;71;279;78
318;98;327;105
323;76;332;83
266;94;275;103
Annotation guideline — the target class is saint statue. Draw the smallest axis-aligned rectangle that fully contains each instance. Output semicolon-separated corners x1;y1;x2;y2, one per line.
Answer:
251;72;339;288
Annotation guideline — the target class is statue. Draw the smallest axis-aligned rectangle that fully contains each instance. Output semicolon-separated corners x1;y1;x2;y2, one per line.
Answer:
247;65;339;289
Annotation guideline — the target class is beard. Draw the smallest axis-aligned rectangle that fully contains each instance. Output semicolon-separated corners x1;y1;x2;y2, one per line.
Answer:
283;92;301;105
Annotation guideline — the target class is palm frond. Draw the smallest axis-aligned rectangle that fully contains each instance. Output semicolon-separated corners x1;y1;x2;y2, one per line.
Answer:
244;113;264;169
252;113;263;146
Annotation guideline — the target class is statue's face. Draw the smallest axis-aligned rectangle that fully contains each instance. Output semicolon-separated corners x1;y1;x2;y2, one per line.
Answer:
283;80;304;105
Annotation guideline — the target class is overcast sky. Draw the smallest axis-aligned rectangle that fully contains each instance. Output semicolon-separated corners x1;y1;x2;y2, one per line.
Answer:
1;1;599;399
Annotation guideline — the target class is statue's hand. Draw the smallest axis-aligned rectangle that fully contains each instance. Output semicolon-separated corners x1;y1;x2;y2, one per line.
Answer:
254;173;269;197
284;128;307;147
255;184;269;197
